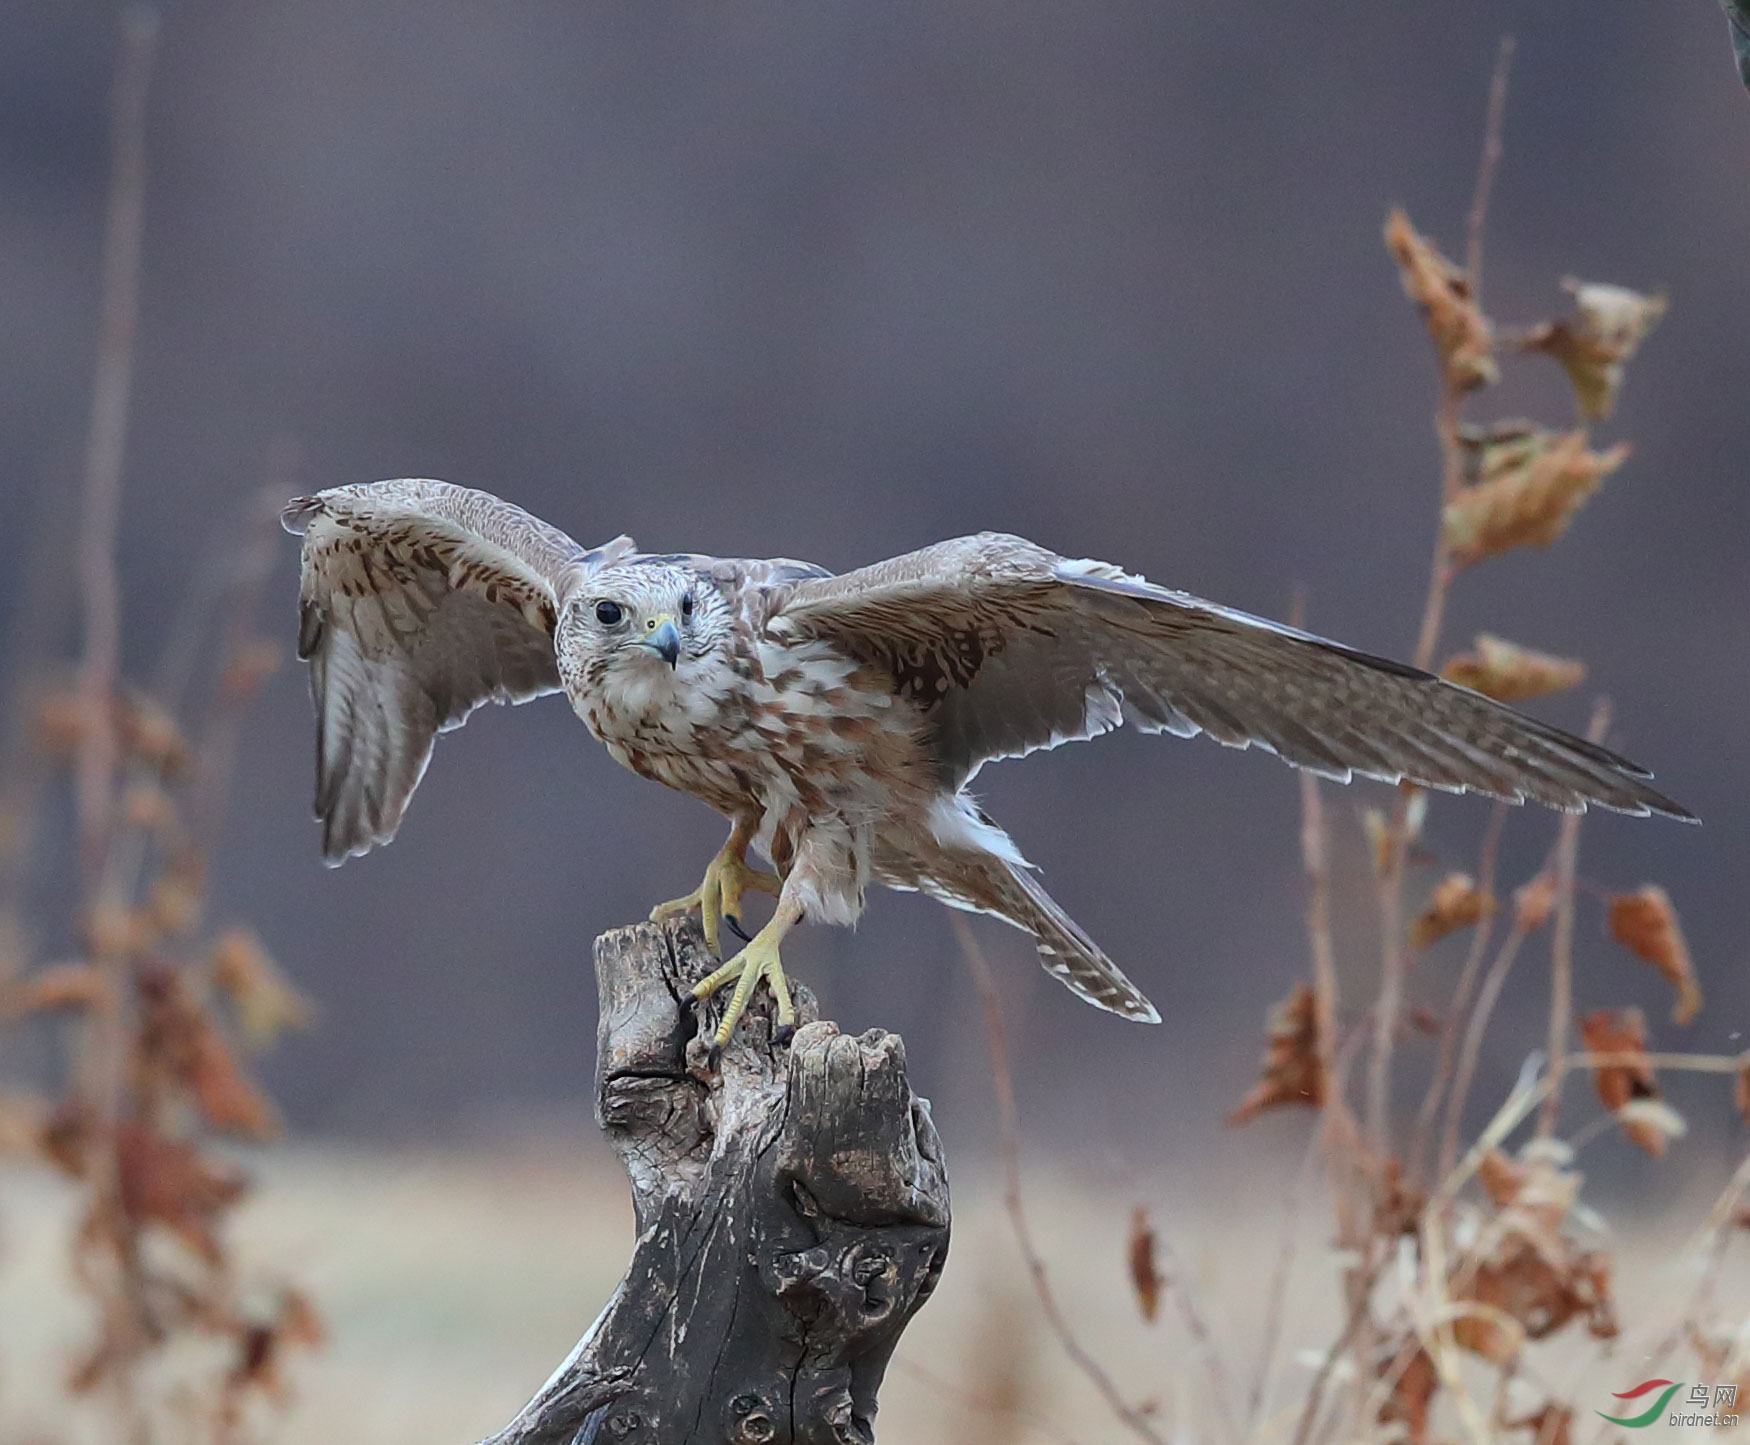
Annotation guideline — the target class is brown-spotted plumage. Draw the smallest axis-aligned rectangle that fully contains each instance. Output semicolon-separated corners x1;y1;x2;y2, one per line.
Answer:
285;479;1694;1043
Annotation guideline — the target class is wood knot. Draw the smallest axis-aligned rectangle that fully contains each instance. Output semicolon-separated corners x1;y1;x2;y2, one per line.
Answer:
728;1391;777;1442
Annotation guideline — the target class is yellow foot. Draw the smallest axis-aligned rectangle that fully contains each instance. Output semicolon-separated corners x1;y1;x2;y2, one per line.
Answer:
686;906;800;1066
650;841;779;957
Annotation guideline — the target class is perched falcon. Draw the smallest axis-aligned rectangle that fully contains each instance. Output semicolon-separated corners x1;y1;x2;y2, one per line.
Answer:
284;479;1691;1055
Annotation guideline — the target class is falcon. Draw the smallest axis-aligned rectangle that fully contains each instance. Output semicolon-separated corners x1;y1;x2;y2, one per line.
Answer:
283;479;1691;1057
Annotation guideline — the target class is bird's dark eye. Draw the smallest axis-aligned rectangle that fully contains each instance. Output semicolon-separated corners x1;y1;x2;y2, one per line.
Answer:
594;600;624;626
680;593;694;618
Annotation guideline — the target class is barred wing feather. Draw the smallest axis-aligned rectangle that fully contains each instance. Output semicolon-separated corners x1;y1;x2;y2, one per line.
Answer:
769;532;1693;821
284;479;607;863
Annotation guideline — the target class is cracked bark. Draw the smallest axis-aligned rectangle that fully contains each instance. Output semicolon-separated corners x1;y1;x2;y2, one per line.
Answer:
479;917;951;1445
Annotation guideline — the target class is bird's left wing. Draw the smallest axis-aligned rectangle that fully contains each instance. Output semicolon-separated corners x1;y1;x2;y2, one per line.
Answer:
766;532;1693;820
284;479;625;863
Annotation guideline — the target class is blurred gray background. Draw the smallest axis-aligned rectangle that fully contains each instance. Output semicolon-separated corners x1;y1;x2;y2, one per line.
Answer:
2;2;1744;1172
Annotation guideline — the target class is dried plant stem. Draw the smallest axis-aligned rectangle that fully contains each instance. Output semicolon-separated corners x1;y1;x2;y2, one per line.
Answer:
1151;1225;1241;1442
75;6;158;881
182;479;294;853
1464;38;1515;303
1409;802;1507;1182
954;916;1170;1445
67;17;159;1439
1439;918;1530;1184
1371;38;1516;1182
1291;595;1341;1110
1536;699;1608;1140
1287;1268;1378;1445
1243;1123;1322;1440
1366;827;1411;1159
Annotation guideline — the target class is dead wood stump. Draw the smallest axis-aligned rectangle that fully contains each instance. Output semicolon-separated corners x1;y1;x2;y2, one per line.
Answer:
481;917;950;1445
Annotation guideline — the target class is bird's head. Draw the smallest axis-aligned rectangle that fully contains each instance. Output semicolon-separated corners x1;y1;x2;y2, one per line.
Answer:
558;561;733;689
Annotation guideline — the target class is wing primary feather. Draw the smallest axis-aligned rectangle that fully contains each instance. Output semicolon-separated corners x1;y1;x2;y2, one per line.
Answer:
771;531;1694;822
290;481;585;861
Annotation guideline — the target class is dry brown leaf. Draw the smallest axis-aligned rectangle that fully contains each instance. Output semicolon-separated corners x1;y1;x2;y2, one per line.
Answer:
1384;208;1497;393
32;690;89;760
1521;278;1667;420
1616;1097;1686;1150
277;1287;325;1349
226;1287;325;1402
1227;981;1324;1124
121;782;179;834
1477;1148;1525;1207
217;639;282;703
1579;1007;1665;1156
0;1092;48;1156
1451;1237;1617;1361
1442;428;1629;569
1411;872;1497;947
118;694;189;776
1375;1339;1439;1445
1607;885;1700;1025
1441;634;1586;703
1126;1205;1160;1323
9;962;112;1014
85;902;142;960
114;1119;248;1262
1407;1006;1441;1036
1374;1156;1426;1237
137;964;280;1139
1514;874;1558;933
188;1022;280;1138
211;927;311;1047
146;869;202;936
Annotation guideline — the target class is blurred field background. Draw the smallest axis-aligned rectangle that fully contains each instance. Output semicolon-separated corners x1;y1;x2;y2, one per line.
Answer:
2;3;1749;1441
2;1144;1747;1443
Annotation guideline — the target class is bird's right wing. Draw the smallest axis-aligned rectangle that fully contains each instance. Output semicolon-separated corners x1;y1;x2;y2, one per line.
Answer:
284;479;623;864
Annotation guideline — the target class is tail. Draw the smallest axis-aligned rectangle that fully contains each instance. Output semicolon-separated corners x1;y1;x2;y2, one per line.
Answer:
995;863;1161;1023
888;816;1160;1022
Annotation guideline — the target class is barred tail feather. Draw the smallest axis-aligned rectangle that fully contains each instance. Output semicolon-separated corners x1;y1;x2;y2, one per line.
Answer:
999;864;1160;1022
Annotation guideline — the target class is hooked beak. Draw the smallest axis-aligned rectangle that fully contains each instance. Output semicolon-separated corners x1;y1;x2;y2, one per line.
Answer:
639;615;682;667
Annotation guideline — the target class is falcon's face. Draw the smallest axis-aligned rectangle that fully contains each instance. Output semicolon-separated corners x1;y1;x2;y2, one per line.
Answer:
558;563;734;694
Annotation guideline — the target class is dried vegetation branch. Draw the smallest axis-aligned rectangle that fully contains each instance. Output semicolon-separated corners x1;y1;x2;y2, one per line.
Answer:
1208;39;1737;1445
0;13;315;1442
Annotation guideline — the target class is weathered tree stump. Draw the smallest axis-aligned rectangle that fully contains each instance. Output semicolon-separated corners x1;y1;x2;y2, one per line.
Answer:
481;917;951;1445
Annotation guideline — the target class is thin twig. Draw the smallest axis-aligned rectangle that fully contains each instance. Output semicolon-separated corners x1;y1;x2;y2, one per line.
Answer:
70;13;160;1441
1244;1123;1323;1440
1151;1220;1243;1442
1464;37;1516;301
1290;593;1341;1122
1408;801;1508;1182
953;916;1170;1445
1366;812;1412;1160
1439;913;1531;1183
1287;1265;1378;1445
75;5;158;882
1536;699;1608;1139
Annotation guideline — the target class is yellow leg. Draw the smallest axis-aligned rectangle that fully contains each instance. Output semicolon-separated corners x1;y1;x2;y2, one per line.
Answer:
649;821;779;956
688;898;804;1065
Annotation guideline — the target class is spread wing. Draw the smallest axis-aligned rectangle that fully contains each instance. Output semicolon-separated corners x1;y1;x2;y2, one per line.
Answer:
767;532;1694;819
283;479;622;863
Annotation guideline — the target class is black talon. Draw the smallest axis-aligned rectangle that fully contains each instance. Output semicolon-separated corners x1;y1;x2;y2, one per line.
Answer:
724;912;752;944
705;1041;723;1070
773;1022;795;1047
678;991;699;1017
